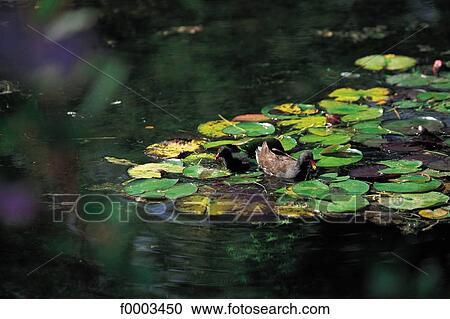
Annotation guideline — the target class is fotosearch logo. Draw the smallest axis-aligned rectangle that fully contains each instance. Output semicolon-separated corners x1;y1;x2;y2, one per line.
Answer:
47;193;398;225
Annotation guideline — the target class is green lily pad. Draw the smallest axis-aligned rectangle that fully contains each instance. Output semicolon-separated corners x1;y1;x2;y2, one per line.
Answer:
352;121;394;134
278;135;297;151
223;172;263;185
329;87;389;103
393;100;423;109
377;160;422;174
319;100;369;114
392;174;431;183
165;183;198;200
319;173;350;182
379;192;449;210
386;73;430;87
382;117;444;135
292;180;330;199
308;195;369;213
341;108;383;122
145;139;205;159
312;147;363;167
222;122;275;137
300;133;352;146
417;91;450;102
124;178;179;196
374;179;441;193
182;153;216;163
203;138;252;149
330;179;370;195
261;103;318;119
183;165;231;179
355;54;416;71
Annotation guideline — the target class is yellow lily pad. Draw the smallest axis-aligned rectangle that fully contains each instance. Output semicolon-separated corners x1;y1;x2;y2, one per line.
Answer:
128;163;184;179
275;205;316;218
175;195;209;214
329;87;389;102
198;120;238;138
104;156;137;166
273;103;303;114
419;208;449;219
145;139;205;159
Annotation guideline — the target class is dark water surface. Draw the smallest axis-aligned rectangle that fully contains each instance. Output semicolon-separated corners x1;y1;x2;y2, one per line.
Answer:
0;0;449;298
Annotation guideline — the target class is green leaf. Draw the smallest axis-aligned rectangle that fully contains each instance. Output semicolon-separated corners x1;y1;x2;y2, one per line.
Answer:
330;179;370;195
277;135;297;151
341;108;383;122
313;148;363;167
374;179;441;193
355;54;416;71
382;117;444;135
379;192;449;210
292;180;330;199
222;122;276;137
124;178;179;196
377;160;422;174
165;183;198;200
319;100;369;114
300;133;351;146
183;165;231;179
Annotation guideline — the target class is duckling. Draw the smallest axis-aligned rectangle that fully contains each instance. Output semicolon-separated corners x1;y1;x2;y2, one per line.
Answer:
255;142;316;179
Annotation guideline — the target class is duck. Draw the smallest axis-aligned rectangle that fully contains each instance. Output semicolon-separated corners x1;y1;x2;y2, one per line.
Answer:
255;142;316;179
215;146;251;172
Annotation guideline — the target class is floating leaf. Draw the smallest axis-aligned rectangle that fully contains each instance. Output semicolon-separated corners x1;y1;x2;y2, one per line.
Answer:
319;100;369;114
329;87;389;102
374;179;441;193
182;153;216;163
273;103;303;114
128;163;184;179
224;172;263;185
428;158;450;172
352;121;394;134
308;195;369;213
198;120;237;138
377;160;422;174
124;178;179;196
292;180;330;199
175;195;209;214
330;179;370;195
392;174;431;183
104;156;138;166
275;205;316;218
312;148;363;167
203;138;252;149
392;100;422;109
300;133;351;145
165;183;198;200
277;135;297;151
319;173;350;182
291;116;327;129
355;54;416;71
419;208;449;219
382;117;444;135
222;122;275;137
183;165;231;179
145;139;204;159
379;192;449;210
386;73;430;87
417;91;450;102
231;114;270;122
350;165;400;181
341;108;383;122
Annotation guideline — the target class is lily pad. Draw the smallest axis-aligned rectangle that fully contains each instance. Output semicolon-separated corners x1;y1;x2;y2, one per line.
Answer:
278;135;297;151
198;120;238;138
341;108;383;122
350;165;400;181
329;87;389;103
386;73;430;87
279;115;327;129
300;133;352;146
312;147;363;167
261;103;318;120
183;165;231;179
330;179;370;195
145;139;205;159
292;180;330;199
373;179;441;193
319;173;350;182
377;160;422;174
379;192;449;210
231;114;270;122
355;54;416;71
274;205;316;218
127;162;184;179
308;195;369;213
104;156;138;166
182;153;216;163
382;117;444;135
417;91;450;102
222;122;275;137
164;183;198;200
175;195;209;214
418;208;449;219
428;158;450;171
203;138;252;149
124;178;179;196
352;121;393;135
319;100;369;114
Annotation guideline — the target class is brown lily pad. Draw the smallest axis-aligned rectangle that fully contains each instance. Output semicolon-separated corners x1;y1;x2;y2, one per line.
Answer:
349;165;401;181
232;114;270;122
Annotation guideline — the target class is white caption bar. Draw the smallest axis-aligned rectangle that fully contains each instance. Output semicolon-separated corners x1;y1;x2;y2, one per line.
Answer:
0;299;446;319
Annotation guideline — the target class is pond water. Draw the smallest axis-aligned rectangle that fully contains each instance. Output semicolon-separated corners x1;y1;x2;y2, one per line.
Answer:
0;0;449;298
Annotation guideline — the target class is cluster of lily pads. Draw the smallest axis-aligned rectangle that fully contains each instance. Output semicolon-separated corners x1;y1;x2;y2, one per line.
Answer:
105;54;450;228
